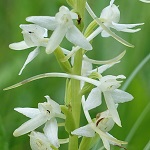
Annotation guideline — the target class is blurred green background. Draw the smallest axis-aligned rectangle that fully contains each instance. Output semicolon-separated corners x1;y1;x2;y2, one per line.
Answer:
0;0;150;150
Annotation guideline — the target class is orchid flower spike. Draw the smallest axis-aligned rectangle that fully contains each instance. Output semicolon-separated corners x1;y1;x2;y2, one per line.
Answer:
9;24;48;75
13;95;65;148
26;6;92;54
99;0;144;37
84;74;133;126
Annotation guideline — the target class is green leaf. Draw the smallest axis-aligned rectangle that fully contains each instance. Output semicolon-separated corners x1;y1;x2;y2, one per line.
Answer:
54;47;72;73
61;106;76;134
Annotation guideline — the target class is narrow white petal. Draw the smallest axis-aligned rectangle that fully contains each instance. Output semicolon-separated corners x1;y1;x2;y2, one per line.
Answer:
26;16;57;30
104;92;121;127
71;124;95;137
119;28;141;33
14;108;40;118
44;119;60;148
19;47;40;75
9;41;29;50
46;25;67;54
91;61;120;74
44;95;61;114
100;135;110;150
84;88;102;110
66;25;92;50
111;89;133;103
13;113;47;137
112;22;144;32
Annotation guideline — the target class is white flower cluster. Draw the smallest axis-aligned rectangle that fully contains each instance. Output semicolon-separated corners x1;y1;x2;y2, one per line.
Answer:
9;0;144;150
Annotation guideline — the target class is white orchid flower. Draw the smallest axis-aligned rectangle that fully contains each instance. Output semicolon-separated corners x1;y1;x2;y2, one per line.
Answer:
99;0;144;37
9;24;48;75
84;74;133;127
72;97;127;150
13;95;65;148
29;131;53;150
26;6;92;54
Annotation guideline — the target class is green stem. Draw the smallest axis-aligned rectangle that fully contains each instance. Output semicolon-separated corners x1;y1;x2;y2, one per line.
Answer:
68;49;83;150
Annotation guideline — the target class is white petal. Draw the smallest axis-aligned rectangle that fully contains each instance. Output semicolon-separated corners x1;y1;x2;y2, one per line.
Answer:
14;108;40;118
20;24;47;37
46;25;67;54
81;59;93;76
13;113;47;137
9;41;29;50
111;89;133;103
69;11;78;19
30;131;52;150
66;25;92;50
19;47;40;75
91;61;120;74
101;30;111;37
71;124;95;137
110;0;115;6
44;118;60;148
44;95;61;114
112;22;144;32
100;135;110;150
26;16;57;30
103;91;121;127
84;88;102;110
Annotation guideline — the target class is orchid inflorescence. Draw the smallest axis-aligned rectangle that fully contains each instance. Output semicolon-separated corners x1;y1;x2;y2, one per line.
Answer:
6;0;146;149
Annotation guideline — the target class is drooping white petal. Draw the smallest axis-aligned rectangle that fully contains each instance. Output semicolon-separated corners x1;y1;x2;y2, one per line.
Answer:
14;108;40;118
111;89;133;103
46;24;67;54
30;131;52;150
19;47;40;75
103;91;121;127
71;124;95;137
9;41;30;50
100;135;110;150
66;25;92;50
13;113;47;137
26;16;58;30
84;87;102;110
44;95;61;114
112;22;144;32
44;118;60;148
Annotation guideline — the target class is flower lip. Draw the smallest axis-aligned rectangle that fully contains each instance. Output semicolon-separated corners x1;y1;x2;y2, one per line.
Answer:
95;111;115;132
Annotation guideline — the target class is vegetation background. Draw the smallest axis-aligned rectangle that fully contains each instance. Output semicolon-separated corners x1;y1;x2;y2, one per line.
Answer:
0;0;149;149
